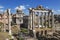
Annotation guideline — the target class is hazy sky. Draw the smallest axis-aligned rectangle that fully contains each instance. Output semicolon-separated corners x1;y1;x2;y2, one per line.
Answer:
0;0;60;14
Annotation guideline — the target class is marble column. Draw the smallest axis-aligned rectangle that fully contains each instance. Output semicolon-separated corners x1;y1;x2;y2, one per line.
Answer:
8;9;12;35
48;12;50;27
37;12;40;28
41;12;44;28
51;12;54;28
45;12;47;28
4;16;6;32
32;11;35;30
32;11;36;38
29;10;33;30
51;11;55;33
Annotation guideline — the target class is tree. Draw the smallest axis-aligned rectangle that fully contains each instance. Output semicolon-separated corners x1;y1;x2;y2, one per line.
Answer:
0;22;4;32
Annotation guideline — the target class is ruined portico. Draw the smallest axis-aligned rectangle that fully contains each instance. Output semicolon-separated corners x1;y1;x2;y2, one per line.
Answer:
29;6;54;38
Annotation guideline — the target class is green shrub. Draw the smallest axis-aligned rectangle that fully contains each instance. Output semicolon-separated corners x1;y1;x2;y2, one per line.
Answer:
19;37;24;40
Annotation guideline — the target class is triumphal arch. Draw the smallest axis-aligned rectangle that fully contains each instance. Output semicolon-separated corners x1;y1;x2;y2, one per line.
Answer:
29;5;54;38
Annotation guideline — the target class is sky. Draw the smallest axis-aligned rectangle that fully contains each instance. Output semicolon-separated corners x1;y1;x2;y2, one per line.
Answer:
0;0;60;15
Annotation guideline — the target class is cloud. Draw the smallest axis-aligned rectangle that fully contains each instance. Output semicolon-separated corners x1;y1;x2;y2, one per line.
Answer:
52;9;60;14
46;6;49;8
0;6;4;8
52;10;56;12
15;5;26;10
15;7;18;9
0;9;4;13
0;10;3;12
57;10;60;12
26;5;30;6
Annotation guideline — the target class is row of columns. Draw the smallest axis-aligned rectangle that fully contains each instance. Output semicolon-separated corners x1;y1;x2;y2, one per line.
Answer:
3;9;12;35
31;10;54;29
29;10;54;38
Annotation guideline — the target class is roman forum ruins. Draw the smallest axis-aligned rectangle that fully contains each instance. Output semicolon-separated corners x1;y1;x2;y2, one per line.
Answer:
28;5;54;38
0;6;55;38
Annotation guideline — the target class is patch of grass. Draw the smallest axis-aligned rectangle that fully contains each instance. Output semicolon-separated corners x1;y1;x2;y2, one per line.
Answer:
21;28;28;33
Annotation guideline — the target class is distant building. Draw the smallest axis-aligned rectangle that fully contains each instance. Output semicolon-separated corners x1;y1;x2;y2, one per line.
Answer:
15;6;25;29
